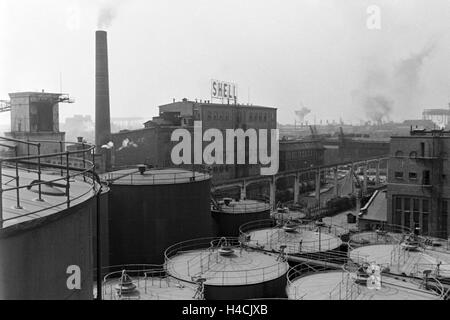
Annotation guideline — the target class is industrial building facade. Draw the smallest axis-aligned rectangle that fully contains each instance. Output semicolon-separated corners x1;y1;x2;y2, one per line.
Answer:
112;99;277;182
279;138;325;172
387;130;450;238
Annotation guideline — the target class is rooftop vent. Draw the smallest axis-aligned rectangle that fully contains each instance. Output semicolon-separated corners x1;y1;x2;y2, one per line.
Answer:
137;164;146;175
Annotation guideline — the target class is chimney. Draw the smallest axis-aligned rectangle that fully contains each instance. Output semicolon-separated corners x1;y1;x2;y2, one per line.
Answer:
95;30;112;151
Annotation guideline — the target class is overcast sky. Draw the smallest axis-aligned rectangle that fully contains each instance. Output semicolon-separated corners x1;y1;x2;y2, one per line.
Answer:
1;0;450;126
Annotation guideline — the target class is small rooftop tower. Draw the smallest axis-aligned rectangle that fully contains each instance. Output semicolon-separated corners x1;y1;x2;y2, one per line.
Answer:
5;91;70;156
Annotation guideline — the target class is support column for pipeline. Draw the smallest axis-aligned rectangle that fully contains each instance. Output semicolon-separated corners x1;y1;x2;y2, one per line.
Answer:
362;162;368;196
315;169;321;205
350;163;355;194
269;176;276;210
294;174;300;204
333;166;339;198
356;187;361;226
375;160;380;185
240;182;247;200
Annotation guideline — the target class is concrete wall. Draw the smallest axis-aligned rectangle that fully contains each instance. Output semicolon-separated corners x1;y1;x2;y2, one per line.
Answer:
0;196;95;300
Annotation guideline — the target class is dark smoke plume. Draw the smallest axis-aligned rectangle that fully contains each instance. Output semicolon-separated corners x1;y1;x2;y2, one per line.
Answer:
354;43;436;123
364;95;393;124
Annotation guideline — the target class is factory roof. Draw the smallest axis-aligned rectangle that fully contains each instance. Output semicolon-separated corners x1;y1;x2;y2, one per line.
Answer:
359;190;387;222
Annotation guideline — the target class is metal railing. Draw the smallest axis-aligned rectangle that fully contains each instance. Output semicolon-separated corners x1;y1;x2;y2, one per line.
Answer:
164;237;289;286
104;167;210;185
0;137;97;228
101;264;185;300
239;219;346;254
212;199;271;214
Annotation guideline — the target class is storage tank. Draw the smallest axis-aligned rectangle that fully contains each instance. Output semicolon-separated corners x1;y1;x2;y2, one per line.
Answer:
0;140;97;300
286;263;442;300
211;199;271;237
100;264;197;300
105;167;214;266
240;219;343;257
348;227;450;278
164;237;289;300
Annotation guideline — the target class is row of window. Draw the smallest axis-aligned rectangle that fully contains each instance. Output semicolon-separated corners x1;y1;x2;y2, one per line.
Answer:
394;170;431;184
205;110;275;123
393;197;448;236
284;150;322;161
393;197;431;234
394;147;448;159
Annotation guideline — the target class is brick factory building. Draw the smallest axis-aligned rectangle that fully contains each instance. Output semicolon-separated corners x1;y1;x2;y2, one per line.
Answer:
387;129;450;238
279;137;325;172
111;98;277;182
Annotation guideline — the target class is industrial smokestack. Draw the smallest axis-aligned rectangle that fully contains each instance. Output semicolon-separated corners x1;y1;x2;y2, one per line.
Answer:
95;30;112;151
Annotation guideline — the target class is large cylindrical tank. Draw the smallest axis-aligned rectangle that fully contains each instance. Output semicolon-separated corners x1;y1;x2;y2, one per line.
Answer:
0;170;96;300
106;168;214;266
211;199;271;237
93;186;110;273
165;237;289;300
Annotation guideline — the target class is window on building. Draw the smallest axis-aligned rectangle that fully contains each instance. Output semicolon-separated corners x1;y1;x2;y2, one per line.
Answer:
404;198;411;229
395;151;404;157
213;112;218;120
207;111;212;120
394;171;404;179
442;200;448;236
423;213;429;235
409;172;417;180
409;151;417;158
423;170;430;185
395;197;402;226
413;199;420;229
420;142;425;157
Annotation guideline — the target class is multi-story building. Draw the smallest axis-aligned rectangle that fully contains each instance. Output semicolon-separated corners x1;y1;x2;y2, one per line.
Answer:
279;138;325;172
112;98;277;182
387;129;450;238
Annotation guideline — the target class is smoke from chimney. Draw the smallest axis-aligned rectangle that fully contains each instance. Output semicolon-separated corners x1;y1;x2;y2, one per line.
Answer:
353;42;436;123
95;30;112;153
98;5;117;30
97;0;129;30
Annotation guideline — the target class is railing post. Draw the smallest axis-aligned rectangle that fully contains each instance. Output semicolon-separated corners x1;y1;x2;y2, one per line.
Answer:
66;152;70;208
0;161;3;229
82;142;86;182
15;161;22;209
60;141;64;176
37;143;42;202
